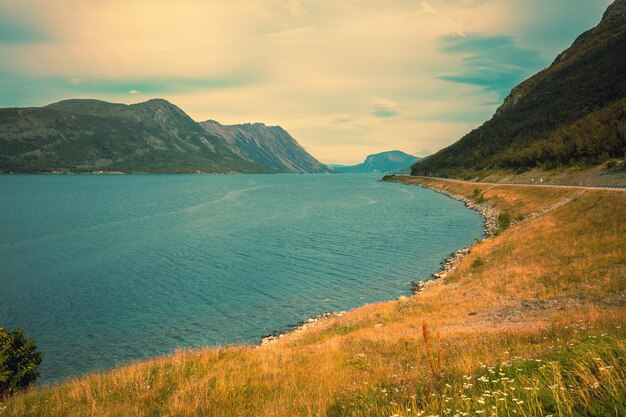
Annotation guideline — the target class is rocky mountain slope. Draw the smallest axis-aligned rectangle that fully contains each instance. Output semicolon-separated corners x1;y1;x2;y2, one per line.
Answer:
332;150;420;173
0;99;269;173
199;120;329;173
0;99;327;174
412;0;626;180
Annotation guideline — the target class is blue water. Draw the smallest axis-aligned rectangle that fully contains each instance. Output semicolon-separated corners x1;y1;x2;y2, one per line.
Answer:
0;174;483;383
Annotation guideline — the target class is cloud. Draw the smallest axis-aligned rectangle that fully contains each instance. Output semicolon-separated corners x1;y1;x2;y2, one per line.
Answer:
289;0;308;19
437;33;546;99
370;100;400;118
420;1;437;15
0;71;265;108
0;0;614;164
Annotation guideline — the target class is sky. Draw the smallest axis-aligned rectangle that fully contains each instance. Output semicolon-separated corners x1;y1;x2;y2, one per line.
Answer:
0;0;613;164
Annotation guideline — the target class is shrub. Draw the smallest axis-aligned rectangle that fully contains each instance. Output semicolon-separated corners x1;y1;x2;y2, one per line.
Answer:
0;327;43;397
607;159;624;169
471;188;486;203
497;211;511;232
471;256;485;268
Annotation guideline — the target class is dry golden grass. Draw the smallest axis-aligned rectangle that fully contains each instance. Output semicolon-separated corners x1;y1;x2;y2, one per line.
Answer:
2;177;624;416
395;176;584;219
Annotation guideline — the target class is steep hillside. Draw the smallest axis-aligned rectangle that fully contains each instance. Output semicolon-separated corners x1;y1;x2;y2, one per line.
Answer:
332;150;420;173
412;0;626;180
199;120;330;173
0;99;270;173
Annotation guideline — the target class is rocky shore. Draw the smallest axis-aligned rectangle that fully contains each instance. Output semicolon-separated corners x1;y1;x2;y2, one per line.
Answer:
261;176;501;345
260;311;346;346
382;175;500;293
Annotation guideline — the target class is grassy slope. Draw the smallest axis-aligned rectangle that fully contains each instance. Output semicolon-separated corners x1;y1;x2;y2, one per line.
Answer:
477;162;626;187
2;177;625;416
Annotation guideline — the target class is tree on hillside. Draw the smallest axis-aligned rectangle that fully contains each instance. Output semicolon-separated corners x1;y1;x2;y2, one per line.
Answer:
0;327;43;397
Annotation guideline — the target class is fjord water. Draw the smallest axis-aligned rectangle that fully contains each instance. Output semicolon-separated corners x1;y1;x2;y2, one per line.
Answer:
0;174;483;382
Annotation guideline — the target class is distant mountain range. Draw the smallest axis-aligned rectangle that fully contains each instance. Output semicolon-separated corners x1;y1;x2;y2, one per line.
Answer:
331;150;421;173
412;0;626;180
0;99;329;174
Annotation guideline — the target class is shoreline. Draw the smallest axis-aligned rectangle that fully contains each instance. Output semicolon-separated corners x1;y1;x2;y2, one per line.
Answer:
382;175;499;293
261;175;602;347
260;312;346;345
260;175;499;345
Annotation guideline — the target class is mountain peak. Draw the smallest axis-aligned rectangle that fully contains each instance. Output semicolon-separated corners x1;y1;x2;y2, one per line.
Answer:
241;122;273;129
47;98;118;107
366;150;403;158
142;98;174;106
603;0;626;21
132;98;180;112
333;150;420;174
45;99;128;116
201;119;222;126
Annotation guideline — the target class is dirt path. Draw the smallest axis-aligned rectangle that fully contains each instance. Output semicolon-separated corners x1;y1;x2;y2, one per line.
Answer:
410;175;626;192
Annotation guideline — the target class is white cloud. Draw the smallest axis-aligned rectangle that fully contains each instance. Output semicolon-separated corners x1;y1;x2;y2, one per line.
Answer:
129;90;141;95
289;0;308;19
421;1;437;15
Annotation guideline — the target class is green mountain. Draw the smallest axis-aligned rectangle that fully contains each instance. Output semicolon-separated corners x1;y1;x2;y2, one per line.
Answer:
0;99;271;173
412;0;626;179
332;150;421;173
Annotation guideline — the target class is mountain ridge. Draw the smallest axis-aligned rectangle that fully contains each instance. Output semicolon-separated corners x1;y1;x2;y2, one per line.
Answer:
332;150;420;173
0;99;326;174
198;119;330;174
